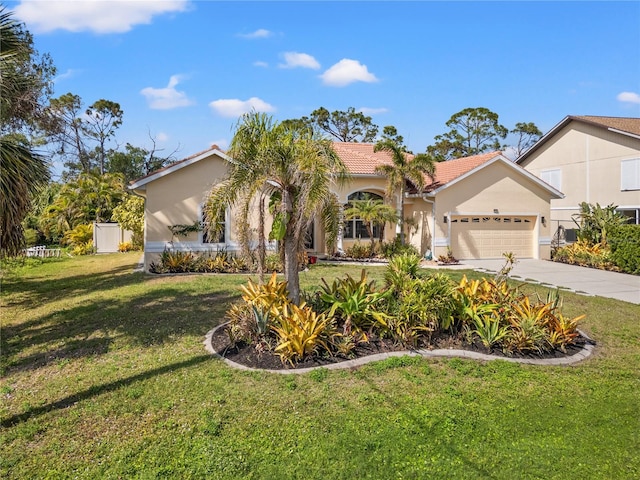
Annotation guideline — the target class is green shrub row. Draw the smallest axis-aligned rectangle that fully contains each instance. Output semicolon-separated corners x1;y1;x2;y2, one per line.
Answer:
149;249;284;274
609;225;640;275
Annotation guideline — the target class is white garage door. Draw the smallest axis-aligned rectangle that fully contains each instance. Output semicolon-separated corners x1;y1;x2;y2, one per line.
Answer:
450;216;535;259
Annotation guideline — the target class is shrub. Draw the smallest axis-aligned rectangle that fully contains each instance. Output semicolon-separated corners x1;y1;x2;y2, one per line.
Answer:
609;225;640;275
437;248;459;265
387;274;457;345
344;241;375;259
319;269;390;335
384;252;422;292
118;241;136;252
271;303;336;365
150;250;197;273
380;237;419;258
71;240;95;256
63;224;93;247
552;239;617;271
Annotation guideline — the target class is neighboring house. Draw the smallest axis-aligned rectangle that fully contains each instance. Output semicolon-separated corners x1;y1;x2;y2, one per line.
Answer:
130;143;562;272
516;115;640;241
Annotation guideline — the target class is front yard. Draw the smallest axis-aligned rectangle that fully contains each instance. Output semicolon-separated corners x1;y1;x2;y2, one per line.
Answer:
1;253;639;479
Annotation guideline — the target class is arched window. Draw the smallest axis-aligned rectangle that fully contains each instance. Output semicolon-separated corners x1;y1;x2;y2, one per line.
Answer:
343;191;384;240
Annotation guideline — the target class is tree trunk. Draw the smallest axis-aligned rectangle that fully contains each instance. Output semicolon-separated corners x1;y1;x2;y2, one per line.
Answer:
399;185;405;245
282;188;300;303
257;195;266;284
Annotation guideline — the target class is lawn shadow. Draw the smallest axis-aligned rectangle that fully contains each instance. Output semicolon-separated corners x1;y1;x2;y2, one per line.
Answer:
1;354;214;428
2;284;236;374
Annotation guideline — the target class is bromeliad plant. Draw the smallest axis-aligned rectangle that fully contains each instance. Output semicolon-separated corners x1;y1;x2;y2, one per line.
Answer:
271;302;337;365
319;269;390;336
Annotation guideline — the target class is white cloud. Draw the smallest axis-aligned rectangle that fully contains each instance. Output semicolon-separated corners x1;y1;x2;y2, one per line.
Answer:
53;68;80;83
617;91;640;104
359;107;388;115
155;132;169;142
140;75;194;110
209;97;276;118
253;61;269;68
14;0;190;34
320;59;378;87
238;29;273;39
279;52;320;70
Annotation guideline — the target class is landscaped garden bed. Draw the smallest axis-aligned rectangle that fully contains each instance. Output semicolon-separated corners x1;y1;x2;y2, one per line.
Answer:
213;253;589;369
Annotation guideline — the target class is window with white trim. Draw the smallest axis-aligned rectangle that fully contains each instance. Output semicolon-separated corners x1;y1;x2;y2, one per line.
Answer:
621;158;640;191
343;192;384;240
201;208;225;244
540;168;562;191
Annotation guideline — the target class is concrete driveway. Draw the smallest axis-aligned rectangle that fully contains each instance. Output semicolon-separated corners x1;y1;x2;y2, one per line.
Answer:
460;259;640;305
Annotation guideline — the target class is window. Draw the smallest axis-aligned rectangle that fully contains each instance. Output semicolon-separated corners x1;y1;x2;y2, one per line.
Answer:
621;159;640;191
343;192;384;240
201;209;225;244
304;222;314;249
540;168;562;191
618;208;640;225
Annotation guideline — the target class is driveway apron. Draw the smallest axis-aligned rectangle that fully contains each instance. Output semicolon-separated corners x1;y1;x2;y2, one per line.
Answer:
460;259;640;305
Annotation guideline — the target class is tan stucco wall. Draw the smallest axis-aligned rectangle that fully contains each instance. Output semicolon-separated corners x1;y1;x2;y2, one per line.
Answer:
432;161;553;260
140;153;275;270
144;154;229;244
519;122;640;226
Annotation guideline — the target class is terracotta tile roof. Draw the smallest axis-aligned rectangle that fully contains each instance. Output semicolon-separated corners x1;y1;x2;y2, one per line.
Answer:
424;151;502;192
330;142;501;193
331;142;396;174
572;115;640;136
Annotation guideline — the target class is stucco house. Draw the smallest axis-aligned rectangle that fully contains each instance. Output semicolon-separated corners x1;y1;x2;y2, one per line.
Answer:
130;142;562;272
516;115;640;241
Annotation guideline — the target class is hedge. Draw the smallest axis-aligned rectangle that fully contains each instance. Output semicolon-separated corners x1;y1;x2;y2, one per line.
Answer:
609;225;640;275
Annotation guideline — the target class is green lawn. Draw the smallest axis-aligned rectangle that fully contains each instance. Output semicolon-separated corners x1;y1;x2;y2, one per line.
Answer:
2;253;639;479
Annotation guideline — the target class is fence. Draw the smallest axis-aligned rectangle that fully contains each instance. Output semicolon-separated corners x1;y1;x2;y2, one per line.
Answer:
93;223;133;253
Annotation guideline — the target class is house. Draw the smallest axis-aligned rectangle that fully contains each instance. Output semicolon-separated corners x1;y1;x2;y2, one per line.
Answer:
130;142;562;272
516;115;640;241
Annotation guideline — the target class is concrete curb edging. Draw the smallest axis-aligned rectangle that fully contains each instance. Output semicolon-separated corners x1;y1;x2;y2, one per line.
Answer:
204;324;596;375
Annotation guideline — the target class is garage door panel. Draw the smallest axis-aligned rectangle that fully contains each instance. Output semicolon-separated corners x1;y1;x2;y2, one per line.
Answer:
451;216;535;259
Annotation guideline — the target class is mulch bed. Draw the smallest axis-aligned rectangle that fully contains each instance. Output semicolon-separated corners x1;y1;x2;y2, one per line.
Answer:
208;324;592;371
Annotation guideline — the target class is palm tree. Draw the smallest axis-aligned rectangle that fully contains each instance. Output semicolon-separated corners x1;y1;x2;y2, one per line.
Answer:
0;138;50;256
204;112;349;303
374;139;436;245
343;198;398;250
0;10;50;256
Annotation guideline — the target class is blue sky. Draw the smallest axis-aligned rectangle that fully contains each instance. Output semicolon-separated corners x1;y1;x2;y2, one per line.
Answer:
9;0;640;174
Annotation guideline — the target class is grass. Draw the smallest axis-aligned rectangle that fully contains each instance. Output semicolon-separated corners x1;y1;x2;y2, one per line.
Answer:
1;253;639;479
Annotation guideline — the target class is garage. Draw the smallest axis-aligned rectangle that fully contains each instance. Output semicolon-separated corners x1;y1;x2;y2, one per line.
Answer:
450;215;536;259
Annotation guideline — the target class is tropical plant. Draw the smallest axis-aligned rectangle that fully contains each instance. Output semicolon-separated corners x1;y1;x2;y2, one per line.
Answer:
572;202;628;246
271;303;336;365
343;198;398;249
63;223;93;247
384;252;422;292
387;274;457;345
204;112;350;302
546;312;585;352
374;138;436;244
70;240;95;256
319;269;389;335
0;138;50;256
150;250;196;273
111;193;144;248
504;317;549;354
471;315;510;349
344;241;376;259
240;273;290;315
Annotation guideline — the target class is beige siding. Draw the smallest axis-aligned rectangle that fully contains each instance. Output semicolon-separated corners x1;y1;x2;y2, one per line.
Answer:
520;122;640;228
432;161;552;260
